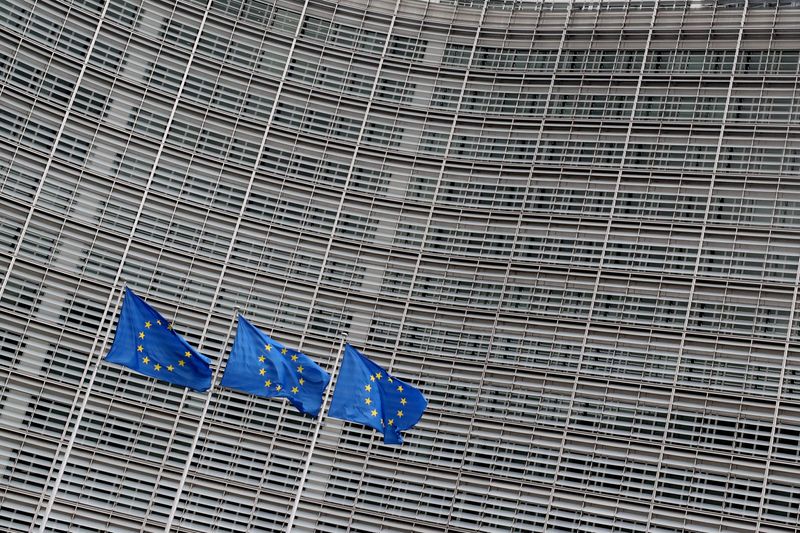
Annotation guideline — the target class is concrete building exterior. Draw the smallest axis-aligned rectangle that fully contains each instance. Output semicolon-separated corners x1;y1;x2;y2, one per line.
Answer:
0;0;799;531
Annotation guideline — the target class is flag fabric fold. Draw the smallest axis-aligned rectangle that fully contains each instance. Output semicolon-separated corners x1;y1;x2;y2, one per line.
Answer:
220;315;330;416
104;287;212;392
329;343;427;445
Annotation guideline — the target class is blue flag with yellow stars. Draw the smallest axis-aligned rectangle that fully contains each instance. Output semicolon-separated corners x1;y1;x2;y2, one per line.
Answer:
329;344;427;445
104;287;212;392
220;315;330;417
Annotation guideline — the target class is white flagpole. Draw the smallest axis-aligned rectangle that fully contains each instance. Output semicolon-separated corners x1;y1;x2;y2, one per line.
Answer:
285;332;348;533
36;282;126;533
163;307;239;532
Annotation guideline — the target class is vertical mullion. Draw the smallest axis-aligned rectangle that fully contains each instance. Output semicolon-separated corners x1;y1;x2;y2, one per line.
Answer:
543;1;660;524
0;0;112;303
754;254;800;531
30;0;219;528
644;2;750;526
382;2;490;526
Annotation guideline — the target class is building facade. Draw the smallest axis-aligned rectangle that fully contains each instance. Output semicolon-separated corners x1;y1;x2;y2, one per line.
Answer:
1;0;800;531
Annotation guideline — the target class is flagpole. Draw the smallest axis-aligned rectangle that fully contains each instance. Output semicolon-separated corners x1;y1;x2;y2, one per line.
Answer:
285;332;348;533
163;307;239;532
36;282;126;533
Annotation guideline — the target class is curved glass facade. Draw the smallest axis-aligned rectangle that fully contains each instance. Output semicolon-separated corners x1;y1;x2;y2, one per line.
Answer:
1;0;800;531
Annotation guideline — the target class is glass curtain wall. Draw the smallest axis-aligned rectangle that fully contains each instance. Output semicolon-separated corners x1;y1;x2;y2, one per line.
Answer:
0;0;799;531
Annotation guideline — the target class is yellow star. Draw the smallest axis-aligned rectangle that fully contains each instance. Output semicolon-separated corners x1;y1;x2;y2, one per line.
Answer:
370;409;378;416
265;344;272;351
178;360;185;366
259;368;266;375
184;351;192;358
370;375;375;382
375;372;382;380
299;378;305;385
296;365;304;373
156;320;162;325
259;356;266;363
365;398;372;405
281;348;287;355
388;377;393;383
167;365;174;372
400;398;407;405
275;385;282;391
291;354;298;362
265;380;272;387
364;384;372;392
154;364;161;371
167;323;173;330
397;385;403;392
388;419;394;426
142;356;150;364
145;321;152;329
397;410;404;418
291;386;299;394
138;332;145;339
137;345;143;352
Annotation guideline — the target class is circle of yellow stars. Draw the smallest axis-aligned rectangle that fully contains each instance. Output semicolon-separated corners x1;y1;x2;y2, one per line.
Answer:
137;320;187;373
260;342;303;395
363;372;407;428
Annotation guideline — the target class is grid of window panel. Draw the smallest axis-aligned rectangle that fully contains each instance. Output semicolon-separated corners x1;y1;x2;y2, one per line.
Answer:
0;0;799;531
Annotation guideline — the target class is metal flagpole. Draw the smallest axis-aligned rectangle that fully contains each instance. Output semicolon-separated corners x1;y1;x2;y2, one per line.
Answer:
285;332;348;533
36;282;126;533
163;306;239;532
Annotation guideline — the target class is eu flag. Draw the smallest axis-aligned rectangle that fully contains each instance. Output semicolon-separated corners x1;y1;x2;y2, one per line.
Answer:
104;287;212;392
220;315;330;416
329;344;427;445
